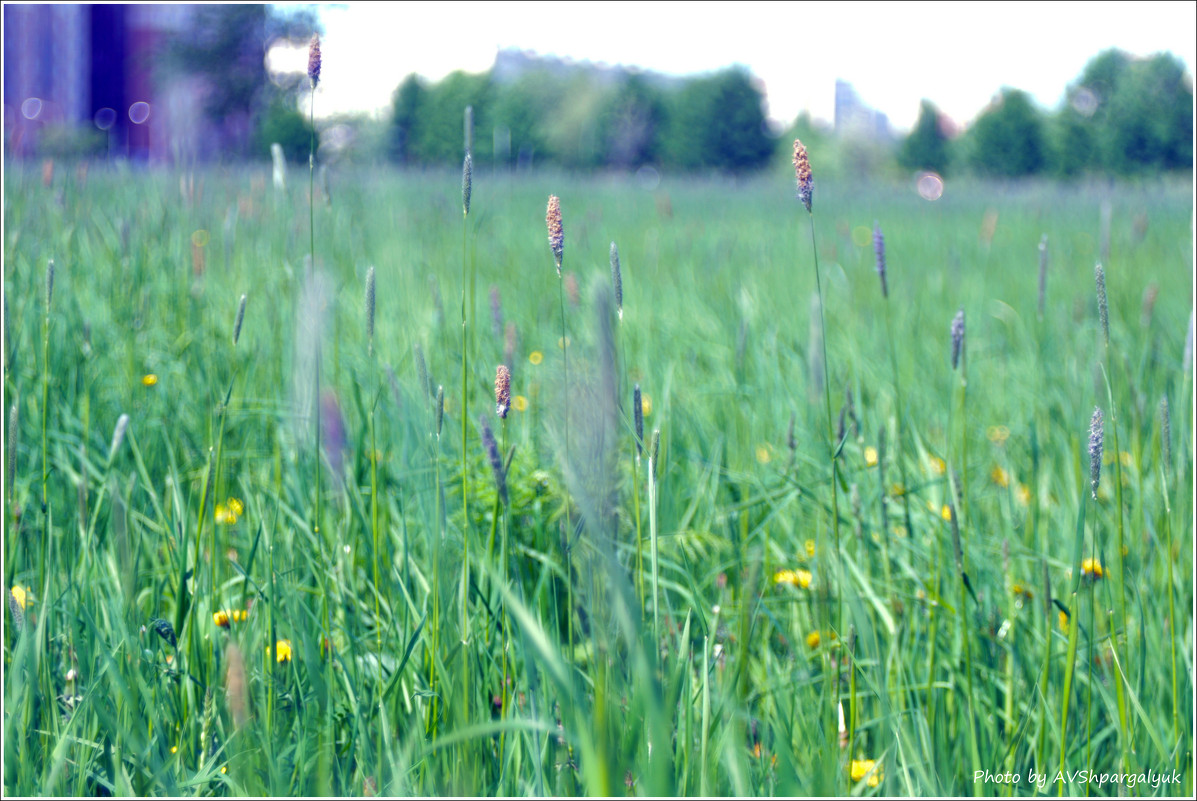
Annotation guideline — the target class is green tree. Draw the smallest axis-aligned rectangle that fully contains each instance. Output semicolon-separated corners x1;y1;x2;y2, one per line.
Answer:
599;74;667;168
899;100;950;175
389;74;426;164
1105;52;1193;172
410;71;492;164
666;67;773;172
967;88;1047;177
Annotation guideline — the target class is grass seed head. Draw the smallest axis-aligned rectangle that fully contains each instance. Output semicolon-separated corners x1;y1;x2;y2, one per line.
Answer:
495;364;511;419
792;139;813;213
46;258;55;311
1088;406;1103;500
464;105;473;154
233;294;247;346
633;384;644;459
7;402;17;496
479;415;507;505
610;242;623;320
873;222;888;299
109;413;130;462
649;428;661;477
461;152;472;216
1095;263;1109;346
414;342;431;400
435;385;444;438
1159;396;1171;468
546;195;564;274
950;309;965;370
307;34;321;89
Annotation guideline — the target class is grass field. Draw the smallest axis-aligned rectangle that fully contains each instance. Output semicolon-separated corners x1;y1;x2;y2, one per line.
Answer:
2;156;1193;797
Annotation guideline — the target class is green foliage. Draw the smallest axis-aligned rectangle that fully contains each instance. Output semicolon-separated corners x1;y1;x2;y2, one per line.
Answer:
966;88;1048;177
664;67;773;172
254;95;315;163
3;162;1192;796
899;100;950;175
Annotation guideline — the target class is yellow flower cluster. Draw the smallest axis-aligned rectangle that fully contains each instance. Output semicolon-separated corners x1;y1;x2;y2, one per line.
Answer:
850;759;883;787
1081;558;1104;580
269;639;293;663
990;465;1010;488
213;609;248;628
214;498;244;525
773;569;812;589
9;585;32;611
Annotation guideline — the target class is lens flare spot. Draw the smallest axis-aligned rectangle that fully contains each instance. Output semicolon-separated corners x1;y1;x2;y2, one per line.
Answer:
916;171;944;201
129;101;151;125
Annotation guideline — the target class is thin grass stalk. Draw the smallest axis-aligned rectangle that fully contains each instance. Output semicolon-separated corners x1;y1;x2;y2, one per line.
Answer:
948;499;982;795
648;429;661;646
459;141;473;744
40;259;52;595
1035;559;1053;777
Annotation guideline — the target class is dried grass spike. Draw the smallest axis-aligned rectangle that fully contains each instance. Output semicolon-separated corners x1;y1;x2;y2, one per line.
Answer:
1159;396;1171;469
792;140;813;214
46;258;55;311
633;384;644;459
610;242;623;320
435;386;444;438
479;416;507;505
950;309;965;370
233;294;247;345
1095;263;1109;346
109;413;130;462
461;152;472;216
1088;406;1103;500
546;195;564;275
307;34;321;89
873;223;888;299
495;364;510;419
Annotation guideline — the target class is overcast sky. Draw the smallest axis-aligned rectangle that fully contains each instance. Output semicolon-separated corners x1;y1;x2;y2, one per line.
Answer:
272;1;1197;131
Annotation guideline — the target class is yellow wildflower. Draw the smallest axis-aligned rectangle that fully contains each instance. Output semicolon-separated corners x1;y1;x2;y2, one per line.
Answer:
142;374;158;387
941;505;952;521
171;745;178;754
1059;610;1069;631
641;394;652;416
557;336;570;349
850;759;883;787
9;585;32;611
806;631;821;649
990;466;1009;488
756;445;772;464
227;498;244;516
804;539;816;559
987;425;1010;446
513;395;528;412
1012;583;1033;600
929;456;946;475
773;569;812;589
214;609;248;628
528;351;543;366
1081;558;1103;580
270;639;293;663
1016;484;1031;506
890;482;906;497
864;446;878;467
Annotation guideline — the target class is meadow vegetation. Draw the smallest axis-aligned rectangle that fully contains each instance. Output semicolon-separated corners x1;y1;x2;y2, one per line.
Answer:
2;150;1192;796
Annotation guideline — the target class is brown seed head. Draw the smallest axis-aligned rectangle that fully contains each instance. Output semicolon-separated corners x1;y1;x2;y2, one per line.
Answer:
792;140;813;213
546;195;564;274
495;364;511;419
307;35;322;89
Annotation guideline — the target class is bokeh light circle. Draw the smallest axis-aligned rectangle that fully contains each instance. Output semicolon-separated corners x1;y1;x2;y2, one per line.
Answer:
21;97;43;119
94;107;117;130
128;101;151;124
916;171;944;201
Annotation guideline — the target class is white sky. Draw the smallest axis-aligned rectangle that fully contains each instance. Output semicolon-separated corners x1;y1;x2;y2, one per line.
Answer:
272;1;1197;131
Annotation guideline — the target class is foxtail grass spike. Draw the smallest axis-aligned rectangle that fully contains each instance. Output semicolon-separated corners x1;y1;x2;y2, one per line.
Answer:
873;222;888;299
787;411;797;455
649;428;661;477
464;105;473;154
495;364;510;419
1038;234;1048;320
546;195;563;275
109;413;130;462
462;152;472;216
233;294;247;346
792;139;813;214
479;415;507;505
1089;406;1104;500
365;266;376;353
414;343;430;399
610;242;623;320
435;385;444;438
307;34;321;89
1095;263;1109;346
46;258;55;310
634;384;644;459
950;309;965;370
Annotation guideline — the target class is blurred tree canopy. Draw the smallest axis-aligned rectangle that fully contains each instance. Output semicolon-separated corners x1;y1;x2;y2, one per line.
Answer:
162;4;319;160
899;100;950;175
386;62;775;173
966;88;1048;177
